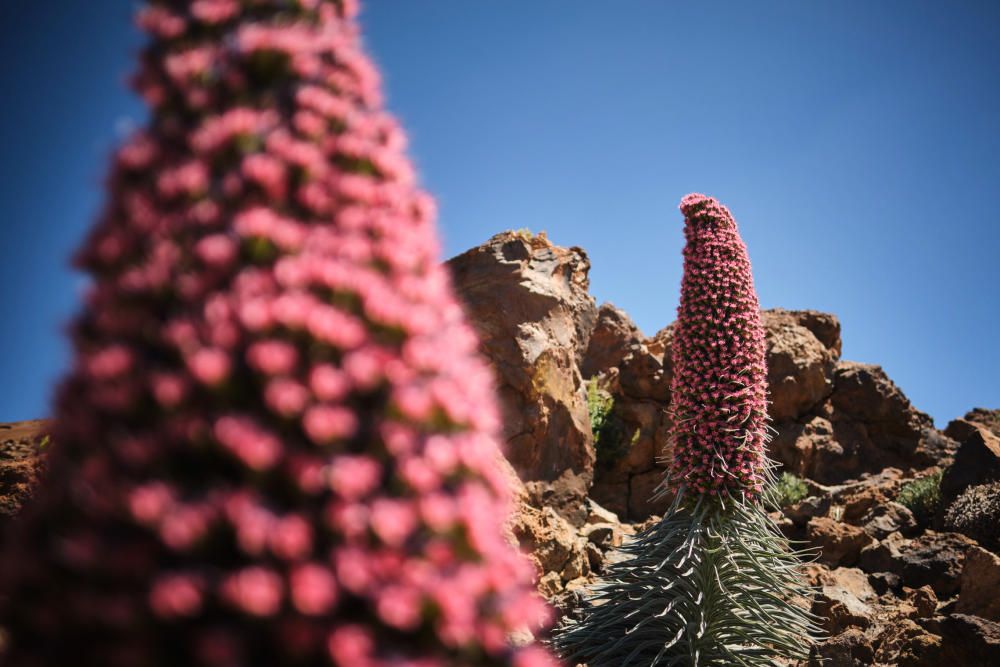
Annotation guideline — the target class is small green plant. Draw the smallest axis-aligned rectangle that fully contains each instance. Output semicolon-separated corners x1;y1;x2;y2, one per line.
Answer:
772;472;809;507
514;227;533;239
896;471;943;526
37;434;51;450
586;379;635;469
587;378;614;433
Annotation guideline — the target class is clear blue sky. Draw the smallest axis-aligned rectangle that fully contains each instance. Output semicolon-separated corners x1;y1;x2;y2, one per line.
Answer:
1;1;997;427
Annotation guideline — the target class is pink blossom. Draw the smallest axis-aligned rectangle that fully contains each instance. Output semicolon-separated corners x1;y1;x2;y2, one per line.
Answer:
159;505;210;550
221;567;283;617
302;405;358;443
419;493;456;532
334;547;373;594
165;47;214;82
187;347;231;386
195;234;237;268
150;372;188;407
327;625;374;666
242;153;287;200
128;483;173;524
290;563;337;615
191;108;277;154
669;194;769;497
190;0;239;24
157;160;209;198
85;345;133;379
325;457;381;502
214;416;282;470
514;646;561;667
370;498;417;547
246;339;298;375
135;6;186;39
264;378;309;416
327;502;369;541
377;585;423;630
268;514;312;561
308;364;350;401
150;573;203;618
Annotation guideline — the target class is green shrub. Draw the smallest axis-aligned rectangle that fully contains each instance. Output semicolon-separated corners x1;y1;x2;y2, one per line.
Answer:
943;481;1000;552
896;471;943;526
772;472;809;508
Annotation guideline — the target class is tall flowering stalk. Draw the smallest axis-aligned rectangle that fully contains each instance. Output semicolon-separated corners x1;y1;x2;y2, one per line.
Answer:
554;194;818;666
0;2;554;665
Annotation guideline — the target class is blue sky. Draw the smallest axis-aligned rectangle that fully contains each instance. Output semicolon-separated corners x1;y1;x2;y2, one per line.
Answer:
0;1;997;426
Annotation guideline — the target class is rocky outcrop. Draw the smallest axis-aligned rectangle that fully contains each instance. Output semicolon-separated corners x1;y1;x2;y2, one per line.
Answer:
947;408;1000;439
452;235;959;518
939;425;1000;506
588;327;675;520
581;301;958;518
772;362;956;484
761;309;838;422
0;420;46;521
448;231;598;483
858;531;976;596
581;303;642;380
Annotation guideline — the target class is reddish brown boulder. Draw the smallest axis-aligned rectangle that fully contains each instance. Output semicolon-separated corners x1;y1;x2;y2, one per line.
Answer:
773;363;956;484
874;618;943;666
617;327;673;403
762;309;838;422
806;517;875;567
810;567;878;633
859;530;977;596
448;231;598;483
940;614;1000;665
581;303;642;379
957;546;1000;621
947;407;1000;439
940;424;1000;505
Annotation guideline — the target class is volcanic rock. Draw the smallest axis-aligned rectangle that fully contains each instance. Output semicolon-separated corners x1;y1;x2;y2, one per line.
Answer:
947;408;1000;439
448;231;598;483
807;628;874;667
939;614;1000;665
761;309;837;422
862;501;918;540
873;618;943;666
581;303;642;379
806;517;875;567
859;530;976;596
939;424;1000;506
956;546;1000;621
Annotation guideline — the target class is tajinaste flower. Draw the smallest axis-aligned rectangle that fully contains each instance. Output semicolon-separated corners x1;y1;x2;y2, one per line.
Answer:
0;2;555;666
554;195;819;666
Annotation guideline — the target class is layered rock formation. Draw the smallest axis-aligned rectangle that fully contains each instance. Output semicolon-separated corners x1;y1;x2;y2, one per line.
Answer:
447;231;597;485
